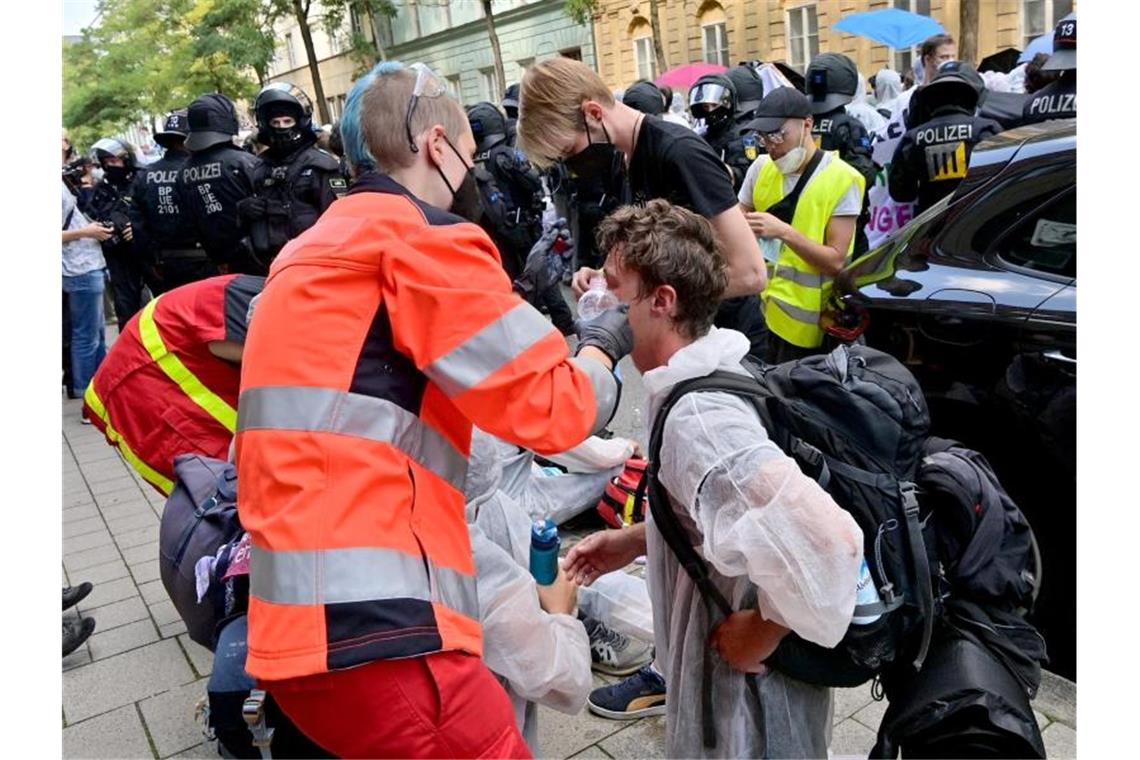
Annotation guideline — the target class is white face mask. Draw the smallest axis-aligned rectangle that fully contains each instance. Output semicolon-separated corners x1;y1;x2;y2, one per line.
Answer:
773;124;808;175
90;167;105;184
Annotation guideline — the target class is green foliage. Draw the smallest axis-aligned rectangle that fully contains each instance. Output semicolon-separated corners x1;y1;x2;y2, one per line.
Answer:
563;0;598;27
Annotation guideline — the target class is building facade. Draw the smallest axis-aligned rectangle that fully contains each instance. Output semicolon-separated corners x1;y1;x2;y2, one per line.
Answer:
591;0;1075;90
266;0;595;116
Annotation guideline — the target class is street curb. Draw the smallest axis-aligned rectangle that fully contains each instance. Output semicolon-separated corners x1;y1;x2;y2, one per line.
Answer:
1036;670;1077;729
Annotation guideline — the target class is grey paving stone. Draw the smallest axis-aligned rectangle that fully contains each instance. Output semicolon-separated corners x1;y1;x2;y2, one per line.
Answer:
116;525;161;550
1035;709;1051;731
536;703;627;759
139;679;212;759
100;500;155;522
149;599;182;628
88;619;161;661
79;577;138;611
62;645;92;672
66;543;123;573
78;595;149;632
107;512;160;536
832;683;876;724
178;635;214;678
64;493;97;511
830;717;878;757
160;620;189;639
122;541;160;567
64;516;108;539
597;715;666;759
63;638;195;724
139;579;168;605
852;694;889;732
1033;671;1077;728
86;469;137;490
77;558;131;585
62;704;152;758
168;742;219;759
1041;721;1076;759
132;559;162;584
566;744;614;758
65;529;115;555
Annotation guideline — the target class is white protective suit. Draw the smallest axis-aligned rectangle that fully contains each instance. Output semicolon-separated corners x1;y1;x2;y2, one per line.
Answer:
872;68;904;115
465;432;595;754
643;327;864;758
845;73;888;136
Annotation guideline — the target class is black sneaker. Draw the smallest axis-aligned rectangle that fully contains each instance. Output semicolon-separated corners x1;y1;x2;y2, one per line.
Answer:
580;612;653;676
586;665;666;720
63;582;93;611
63;616;96;657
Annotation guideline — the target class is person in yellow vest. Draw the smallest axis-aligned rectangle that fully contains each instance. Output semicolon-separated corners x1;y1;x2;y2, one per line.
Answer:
737;87;865;364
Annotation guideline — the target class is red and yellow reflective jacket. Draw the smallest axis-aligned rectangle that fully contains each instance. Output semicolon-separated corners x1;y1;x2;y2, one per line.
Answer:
83;274;264;494
236;173;618;682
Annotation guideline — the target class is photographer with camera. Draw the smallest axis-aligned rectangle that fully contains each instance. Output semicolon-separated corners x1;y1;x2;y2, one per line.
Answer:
87;137;146;331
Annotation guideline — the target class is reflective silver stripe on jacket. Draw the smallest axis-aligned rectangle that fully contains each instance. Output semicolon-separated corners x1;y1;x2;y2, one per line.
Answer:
770;296;822;325
570;356;619;435
425;303;557;397
250;545;479;619
237;385;467;491
773;264;832;289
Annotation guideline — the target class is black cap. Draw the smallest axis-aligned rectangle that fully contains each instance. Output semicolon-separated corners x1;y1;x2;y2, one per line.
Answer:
185;93;240;152
1043;17;1076;72
623;80;666;116
745;86;812;133
805;53;859;115
502;83;520;109
911;61;985;122
155;109;189;148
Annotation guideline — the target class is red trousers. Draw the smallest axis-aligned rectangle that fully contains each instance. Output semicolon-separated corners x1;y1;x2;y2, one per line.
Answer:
268;651;532;759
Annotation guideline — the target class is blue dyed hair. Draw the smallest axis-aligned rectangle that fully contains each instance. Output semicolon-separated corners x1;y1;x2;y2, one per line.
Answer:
340;60;407;174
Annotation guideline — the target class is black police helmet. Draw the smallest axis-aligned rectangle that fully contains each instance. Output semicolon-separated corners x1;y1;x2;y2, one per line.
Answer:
805;53;860;115
90;137;136;170
154;109;189;150
502;83;521;116
689;74;737;127
255;82;314;137
622;80;666;116
725;65;765;115
186;93;241;152
919;61;985;117
467;102;509;150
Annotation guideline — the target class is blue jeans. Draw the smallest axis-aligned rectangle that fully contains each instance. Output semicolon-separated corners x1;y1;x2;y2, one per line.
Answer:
62;269;108;397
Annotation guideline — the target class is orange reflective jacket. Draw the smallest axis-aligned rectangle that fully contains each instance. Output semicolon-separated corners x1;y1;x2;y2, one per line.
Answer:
236;173;618;681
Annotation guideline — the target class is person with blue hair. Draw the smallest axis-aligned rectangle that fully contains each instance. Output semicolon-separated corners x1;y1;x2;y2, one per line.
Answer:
237;60;630;759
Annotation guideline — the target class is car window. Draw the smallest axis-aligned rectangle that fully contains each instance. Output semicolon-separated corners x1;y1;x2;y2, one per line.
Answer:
992;190;1076;280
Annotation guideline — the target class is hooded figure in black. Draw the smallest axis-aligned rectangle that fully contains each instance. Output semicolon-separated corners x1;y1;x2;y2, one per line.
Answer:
689;73;755;192
130;109;217;293
890;63;1002;213
502;83;521;147
622;80;667;116
178;93;263;274
805;53;877;255
88;137;145;331
238;82;345;273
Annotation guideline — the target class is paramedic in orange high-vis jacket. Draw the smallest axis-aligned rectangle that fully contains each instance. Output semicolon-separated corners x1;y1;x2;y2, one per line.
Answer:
235;61;629;758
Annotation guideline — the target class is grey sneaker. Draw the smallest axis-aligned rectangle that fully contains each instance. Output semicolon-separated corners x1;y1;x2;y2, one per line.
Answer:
581;612;653;676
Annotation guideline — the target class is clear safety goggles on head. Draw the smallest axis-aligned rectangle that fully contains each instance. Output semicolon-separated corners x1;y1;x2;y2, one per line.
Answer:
688;82;730;108
405;62;448;153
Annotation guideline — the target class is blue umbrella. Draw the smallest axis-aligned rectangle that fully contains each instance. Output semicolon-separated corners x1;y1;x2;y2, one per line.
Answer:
833;8;946;50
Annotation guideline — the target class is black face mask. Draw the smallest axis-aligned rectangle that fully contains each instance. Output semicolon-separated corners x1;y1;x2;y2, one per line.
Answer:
563;115;624;184
103;165;133;188
437;136;483;222
266;127;302;152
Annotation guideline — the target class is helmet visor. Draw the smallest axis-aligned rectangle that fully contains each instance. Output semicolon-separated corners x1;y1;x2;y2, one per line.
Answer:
688;83;731;108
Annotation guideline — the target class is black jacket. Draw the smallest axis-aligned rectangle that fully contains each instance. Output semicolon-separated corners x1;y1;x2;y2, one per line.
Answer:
704;119;759;192
473;140;545;278
177;143;263;271
889;107;1002;213
86;179;136;260
813;108;877;254
130;150;201;266
1021;74;1076;126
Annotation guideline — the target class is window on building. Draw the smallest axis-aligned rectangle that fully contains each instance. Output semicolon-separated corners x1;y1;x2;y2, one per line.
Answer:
285;32;297;69
786;5;819;74
560;47;583;61
634;35;656;80
1023;0;1073;49
326;97;339;121
328;28;342;55
479;68;500;103
892;0;932;73
702;22;729;66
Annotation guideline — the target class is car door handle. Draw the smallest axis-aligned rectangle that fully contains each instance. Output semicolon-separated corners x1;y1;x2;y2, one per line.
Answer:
1041;349;1076;366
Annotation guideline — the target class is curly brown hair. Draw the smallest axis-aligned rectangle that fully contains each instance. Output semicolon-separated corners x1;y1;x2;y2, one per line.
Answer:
595;200;728;339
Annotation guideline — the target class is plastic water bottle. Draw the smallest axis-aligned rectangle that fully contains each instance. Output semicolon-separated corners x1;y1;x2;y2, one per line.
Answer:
852;558;884;626
529;519;561;586
577;275;619;322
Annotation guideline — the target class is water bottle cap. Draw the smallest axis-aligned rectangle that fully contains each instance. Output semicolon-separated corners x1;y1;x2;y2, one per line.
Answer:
531;519;559;549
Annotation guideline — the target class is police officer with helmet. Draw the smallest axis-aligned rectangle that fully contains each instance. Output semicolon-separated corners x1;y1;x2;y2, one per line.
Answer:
87;137;145;331
502;83;521;146
688;73;755;191
130;109;218;293
889;62;1002;213
805;53;877;255
1022;16;1076;125
178;93;263;274
622;80;668;116
238;82;345;273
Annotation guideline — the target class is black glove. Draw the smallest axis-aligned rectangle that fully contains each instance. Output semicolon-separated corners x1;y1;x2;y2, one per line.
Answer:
514;219;568;300
575;304;633;365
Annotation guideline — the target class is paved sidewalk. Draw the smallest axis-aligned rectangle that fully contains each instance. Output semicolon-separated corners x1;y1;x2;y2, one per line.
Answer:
61;394;1077;758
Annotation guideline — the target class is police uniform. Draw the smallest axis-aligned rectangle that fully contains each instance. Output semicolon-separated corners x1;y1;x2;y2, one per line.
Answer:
87;176;145;331
812;109;877;254
706;122;760;193
1023;16;1077;126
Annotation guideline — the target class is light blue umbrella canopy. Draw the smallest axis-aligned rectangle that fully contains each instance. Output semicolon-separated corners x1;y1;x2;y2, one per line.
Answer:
1018;11;1076;63
833;8;947;50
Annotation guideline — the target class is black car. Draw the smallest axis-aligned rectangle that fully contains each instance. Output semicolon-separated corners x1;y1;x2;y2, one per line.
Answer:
831;120;1076;679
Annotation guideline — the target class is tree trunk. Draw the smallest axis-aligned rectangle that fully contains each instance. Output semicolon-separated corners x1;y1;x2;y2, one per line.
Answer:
648;0;667;76
959;0;979;65
369;7;388;62
294;0;331;123
481;1;507;99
